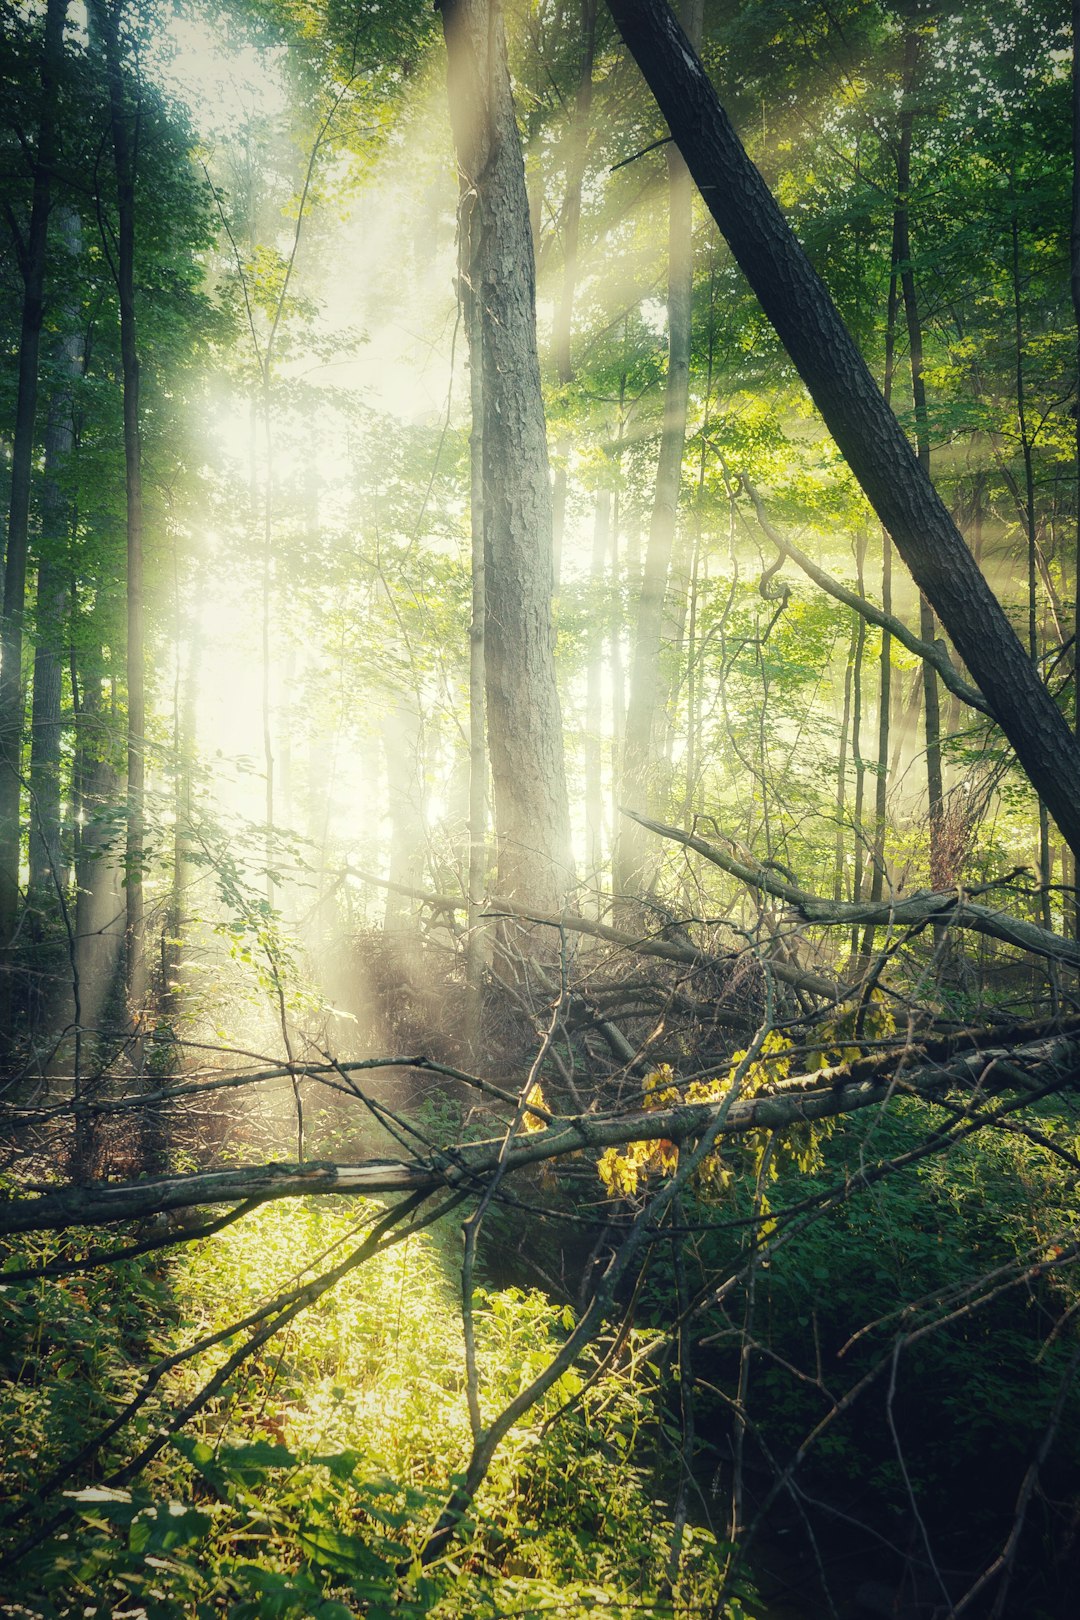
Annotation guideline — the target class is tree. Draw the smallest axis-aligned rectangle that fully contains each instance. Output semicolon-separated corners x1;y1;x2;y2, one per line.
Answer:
90;0;146;1027
440;0;573;923
616;0;702;900
0;0;69;1038
605;0;1080;867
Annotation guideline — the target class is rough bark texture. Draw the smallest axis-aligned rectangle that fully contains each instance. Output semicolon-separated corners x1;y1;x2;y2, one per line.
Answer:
585;489;611;872
0;0;69;1013
606;0;1080;861
1072;0;1080;936
893;38;944;883
441;0;572;916
29;418;73;923
6;1022;1078;1236
94;0;145;1020
28;212;81;930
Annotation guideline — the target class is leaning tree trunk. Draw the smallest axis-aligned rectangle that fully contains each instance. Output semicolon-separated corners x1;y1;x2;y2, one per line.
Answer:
441;0;573;926
606;0;1080;865
616;0;703;899
0;0;69;1042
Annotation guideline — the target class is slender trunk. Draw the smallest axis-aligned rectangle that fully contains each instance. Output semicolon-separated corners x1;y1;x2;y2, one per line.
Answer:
442;0;572;930
73;646;124;1055
609;491;625;866
552;0;597;388
465;239;487;1042
862;263;900;959
894;34;944;885
834;616;856;902
850;531;868;909
616;0;702;897
1012;192;1053;932
1072;0;1080;936
585;489;610;874
0;0;69;1039
549;0;598;592
97;0;145;1024
682;528;701;828
29;266;80;930
261;385;275;907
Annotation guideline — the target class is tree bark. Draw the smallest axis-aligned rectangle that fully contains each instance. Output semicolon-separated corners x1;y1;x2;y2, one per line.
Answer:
1072;0;1080;937
892;38;944;885
616;0;702;899
0;0;69;1037
28;209;81;942
95;0;145;1024
7;1023;1079;1236
605;0;1080;863
441;0;573;921
585;488;611;874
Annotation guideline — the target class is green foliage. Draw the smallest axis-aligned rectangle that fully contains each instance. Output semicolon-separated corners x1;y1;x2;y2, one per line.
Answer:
1;1200;749;1617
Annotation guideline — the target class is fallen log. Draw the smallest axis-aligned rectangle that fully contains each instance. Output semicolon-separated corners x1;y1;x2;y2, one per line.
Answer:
4;1025;1078;1237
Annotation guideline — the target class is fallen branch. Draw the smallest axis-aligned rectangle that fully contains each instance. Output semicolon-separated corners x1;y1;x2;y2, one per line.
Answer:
5;1026;1080;1237
626;811;1080;971
343;864;847;1002
743;480;989;716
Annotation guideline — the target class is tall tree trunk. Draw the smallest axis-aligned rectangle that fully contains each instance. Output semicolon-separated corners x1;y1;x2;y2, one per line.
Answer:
616;0;702;898
441;0;573;925
550;0;599;590
95;0;145;1025
1072;0;1080;937
606;0;1080;865
862;262;901;961
834;616;856;902
0;0;69;1040
585;488;611;875
552;0;598;390
893;33;944;886
28;306;80;932
464;229;487;1045
1011;190;1053;932
72;646;124;1062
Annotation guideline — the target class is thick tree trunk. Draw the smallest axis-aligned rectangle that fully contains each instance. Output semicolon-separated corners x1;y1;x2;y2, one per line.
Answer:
606;0;1080;863
441;0;572;920
0;0;69;1037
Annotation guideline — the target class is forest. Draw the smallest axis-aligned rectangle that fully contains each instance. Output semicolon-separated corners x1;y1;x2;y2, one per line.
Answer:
2;0;1080;1614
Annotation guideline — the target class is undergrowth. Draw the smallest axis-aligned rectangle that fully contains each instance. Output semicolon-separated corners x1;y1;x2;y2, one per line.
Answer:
0;1196;752;1619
